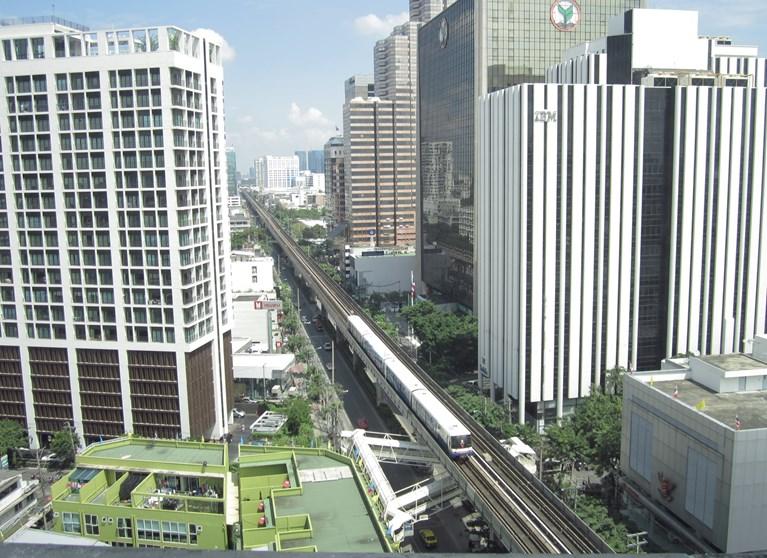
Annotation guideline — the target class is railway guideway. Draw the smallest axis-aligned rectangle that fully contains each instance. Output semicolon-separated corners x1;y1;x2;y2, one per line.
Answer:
244;193;610;554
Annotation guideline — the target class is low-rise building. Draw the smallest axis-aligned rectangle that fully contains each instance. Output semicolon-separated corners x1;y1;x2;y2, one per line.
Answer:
50;437;232;550
620;334;767;553
229;207;251;232
0;471;38;540
238;446;389;552
345;246;417;297
231;254;275;295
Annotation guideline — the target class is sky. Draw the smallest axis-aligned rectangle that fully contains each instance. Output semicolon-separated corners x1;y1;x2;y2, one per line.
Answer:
2;0;767;171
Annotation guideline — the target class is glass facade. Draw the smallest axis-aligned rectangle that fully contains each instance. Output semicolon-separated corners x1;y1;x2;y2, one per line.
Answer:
419;0;641;308
419;0;475;307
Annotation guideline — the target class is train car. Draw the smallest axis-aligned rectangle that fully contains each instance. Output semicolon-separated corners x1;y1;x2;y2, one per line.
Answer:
410;389;473;458
384;359;425;407
348;313;473;459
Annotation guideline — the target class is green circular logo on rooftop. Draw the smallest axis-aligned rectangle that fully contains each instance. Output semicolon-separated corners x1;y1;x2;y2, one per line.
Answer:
550;0;581;32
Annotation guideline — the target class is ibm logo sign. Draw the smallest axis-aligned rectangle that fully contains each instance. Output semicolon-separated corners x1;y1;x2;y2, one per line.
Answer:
534;110;558;123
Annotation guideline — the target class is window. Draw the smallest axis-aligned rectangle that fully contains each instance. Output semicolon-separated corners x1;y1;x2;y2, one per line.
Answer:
629;413;653;481
189;524;198;545
62;512;81;533
161;521;188;543
685;447;718;528
31;37;44;59
14;39;28;60
84;513;99;536
117;517;132;538
136;519;161;541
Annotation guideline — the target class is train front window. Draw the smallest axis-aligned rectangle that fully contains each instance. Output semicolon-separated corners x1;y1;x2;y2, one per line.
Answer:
451;434;471;450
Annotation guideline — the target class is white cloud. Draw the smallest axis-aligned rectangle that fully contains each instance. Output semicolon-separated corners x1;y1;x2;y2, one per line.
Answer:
288;102;331;128
191;28;236;62
353;11;408;36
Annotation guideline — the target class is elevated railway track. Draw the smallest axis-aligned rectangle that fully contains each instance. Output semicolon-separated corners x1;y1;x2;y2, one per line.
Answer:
242;192;610;554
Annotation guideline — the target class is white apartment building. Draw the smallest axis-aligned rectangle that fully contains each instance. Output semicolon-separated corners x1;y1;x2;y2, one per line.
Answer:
256;155;298;190
477;9;767;424
0;17;234;444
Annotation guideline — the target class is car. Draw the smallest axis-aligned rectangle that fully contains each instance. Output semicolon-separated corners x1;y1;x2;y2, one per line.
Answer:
323;342;332;351
356;417;369;430
418;528;438;549
232;408;245;418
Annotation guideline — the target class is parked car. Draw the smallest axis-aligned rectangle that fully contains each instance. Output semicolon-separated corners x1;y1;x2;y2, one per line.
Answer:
418;529;438;549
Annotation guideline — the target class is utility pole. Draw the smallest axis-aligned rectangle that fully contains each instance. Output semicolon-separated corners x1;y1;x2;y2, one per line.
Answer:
331;340;335;385
31;435;48;529
626;531;648;554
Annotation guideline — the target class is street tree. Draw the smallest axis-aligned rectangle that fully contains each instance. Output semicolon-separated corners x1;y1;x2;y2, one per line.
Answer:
51;428;81;467
570;391;622;474
284;398;311;436
0;420;26;456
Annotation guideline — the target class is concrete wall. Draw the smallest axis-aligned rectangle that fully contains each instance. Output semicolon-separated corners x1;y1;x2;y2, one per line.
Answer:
350;253;417;295
231;258;274;294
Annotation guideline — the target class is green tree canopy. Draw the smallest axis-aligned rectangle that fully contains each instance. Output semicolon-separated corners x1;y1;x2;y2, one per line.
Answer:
545;390;622;476
51;428;81;467
402;301;478;378
302;225;326;240
284;398;311;436
0;420;27;455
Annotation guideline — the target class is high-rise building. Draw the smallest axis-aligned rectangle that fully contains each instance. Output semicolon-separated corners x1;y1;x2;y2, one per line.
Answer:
255;155;299;190
0;17;234;444
344;74;374;102
294;150;308;171
477;8;767;424
410;0;455;23
342;12;422;248
418;0;642;308
324;136;344;226
307;149;324;173
226;146;237;196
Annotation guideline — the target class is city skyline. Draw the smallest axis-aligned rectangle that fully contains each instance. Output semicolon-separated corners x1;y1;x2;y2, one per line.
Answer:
1;0;765;167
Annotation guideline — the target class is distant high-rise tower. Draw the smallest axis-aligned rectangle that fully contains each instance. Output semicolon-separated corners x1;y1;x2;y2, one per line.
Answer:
342;16;423;248
410;0;455;23
256;155;299;190
307;150;324;173
324;137;345;226
0;17;234;445
418;0;643;308
294;150;308;171
226;147;237;196
344;74;374;102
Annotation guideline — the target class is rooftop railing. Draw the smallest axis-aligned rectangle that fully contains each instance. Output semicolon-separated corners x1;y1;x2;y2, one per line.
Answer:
0;16;89;32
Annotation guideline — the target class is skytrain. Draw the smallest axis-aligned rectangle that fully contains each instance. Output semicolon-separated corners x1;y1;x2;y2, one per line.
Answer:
348;315;473;458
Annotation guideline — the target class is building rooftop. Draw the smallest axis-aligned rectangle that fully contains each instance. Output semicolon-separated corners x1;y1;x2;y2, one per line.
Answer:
81;437;226;467
238;447;388;553
637;375;767;431
699;353;767;372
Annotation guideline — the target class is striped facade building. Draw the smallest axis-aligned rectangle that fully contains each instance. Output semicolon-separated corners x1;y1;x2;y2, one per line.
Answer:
478;9;767;424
